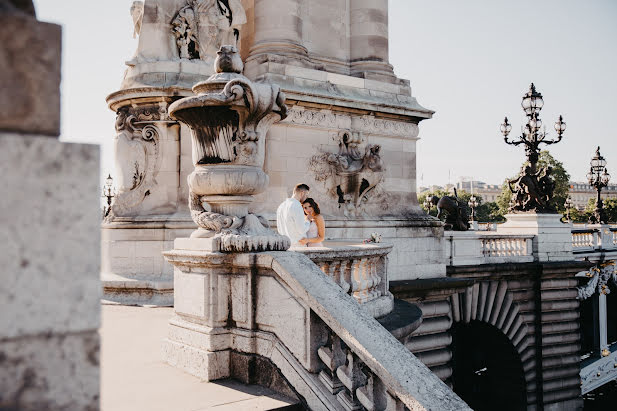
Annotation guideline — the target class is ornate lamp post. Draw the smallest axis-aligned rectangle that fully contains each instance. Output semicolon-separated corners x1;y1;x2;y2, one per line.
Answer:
564;195;574;222
102;174;115;218
468;195;478;221
586;146;611;224
499;83;566;212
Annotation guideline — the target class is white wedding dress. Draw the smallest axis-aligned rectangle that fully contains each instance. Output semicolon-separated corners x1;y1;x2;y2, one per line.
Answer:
306;220;323;247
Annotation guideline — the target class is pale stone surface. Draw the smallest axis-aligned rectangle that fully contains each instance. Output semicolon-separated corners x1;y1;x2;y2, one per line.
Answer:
0;133;101;409
498;213;574;262
443;231;534;266
163;248;470;410
0;15;61;136
0;134;101;338
102;305;297;411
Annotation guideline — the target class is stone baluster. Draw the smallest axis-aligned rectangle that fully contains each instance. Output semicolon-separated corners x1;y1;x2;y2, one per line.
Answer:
340;259;352;295
356;369;405;411
351;258;370;303
317;331;346;394
369;257;382;300
336;351;368;410
349;0;394;79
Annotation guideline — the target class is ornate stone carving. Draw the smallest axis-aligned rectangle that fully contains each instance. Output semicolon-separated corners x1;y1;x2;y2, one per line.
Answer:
309;130;386;217
283;107;338;129
577;261;617;300
169;45;289;251
106;106;162;220
355;115;419;138
171;0;246;61
282;108;420;139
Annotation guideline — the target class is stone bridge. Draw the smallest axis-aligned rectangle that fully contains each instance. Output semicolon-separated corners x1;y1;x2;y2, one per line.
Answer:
391;224;617;410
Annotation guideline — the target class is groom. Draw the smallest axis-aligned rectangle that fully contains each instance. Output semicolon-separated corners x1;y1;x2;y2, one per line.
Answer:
276;183;310;247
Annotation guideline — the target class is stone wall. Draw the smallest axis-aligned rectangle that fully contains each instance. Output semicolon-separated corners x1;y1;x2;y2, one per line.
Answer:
391;261;589;410
0;7;101;409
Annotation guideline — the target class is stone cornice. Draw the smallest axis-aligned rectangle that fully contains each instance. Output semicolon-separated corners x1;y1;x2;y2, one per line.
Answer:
281;107;420;139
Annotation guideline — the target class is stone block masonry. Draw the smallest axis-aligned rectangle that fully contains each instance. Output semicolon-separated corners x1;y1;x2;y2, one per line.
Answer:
0;134;101;410
0;7;101;409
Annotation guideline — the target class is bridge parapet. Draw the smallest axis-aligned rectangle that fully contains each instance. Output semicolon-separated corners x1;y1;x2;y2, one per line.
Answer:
162;240;470;410
444;231;534;266
293;242;394;318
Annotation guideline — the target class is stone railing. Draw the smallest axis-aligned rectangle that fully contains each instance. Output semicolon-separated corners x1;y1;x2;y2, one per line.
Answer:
572;228;597;252
572;226;617;254
444;231;534;265
293;242;393;318
163;242;470;410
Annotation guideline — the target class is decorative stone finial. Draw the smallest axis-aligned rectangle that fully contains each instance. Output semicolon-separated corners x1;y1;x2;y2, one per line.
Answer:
215;45;243;74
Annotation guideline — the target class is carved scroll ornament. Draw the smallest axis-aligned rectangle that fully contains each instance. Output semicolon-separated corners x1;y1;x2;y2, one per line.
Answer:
577;261;617;300
106;106;162;220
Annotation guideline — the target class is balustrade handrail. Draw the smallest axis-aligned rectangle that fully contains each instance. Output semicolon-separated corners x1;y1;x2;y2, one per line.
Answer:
293;242;394;318
269;252;470;410
572;228;599;234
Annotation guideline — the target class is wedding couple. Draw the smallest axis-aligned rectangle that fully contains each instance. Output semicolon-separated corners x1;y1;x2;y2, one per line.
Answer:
276;183;325;247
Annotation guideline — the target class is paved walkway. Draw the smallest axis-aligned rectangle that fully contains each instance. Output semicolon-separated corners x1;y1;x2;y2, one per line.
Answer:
100;305;298;411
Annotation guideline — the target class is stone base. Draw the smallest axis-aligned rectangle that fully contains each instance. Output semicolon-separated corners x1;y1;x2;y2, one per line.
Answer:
498;213;573;262
101;219;193;306
101;272;173;306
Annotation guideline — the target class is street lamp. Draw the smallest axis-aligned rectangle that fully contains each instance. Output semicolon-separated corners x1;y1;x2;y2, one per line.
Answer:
468;195;478;222
564;195;574;222
499;83;566;212
102;174;115;218
587;147;611;224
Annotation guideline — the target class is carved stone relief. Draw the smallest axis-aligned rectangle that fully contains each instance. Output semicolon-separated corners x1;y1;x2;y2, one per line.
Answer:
282;107;420;140
106;105;165;220
308;130;386;217
171;0;246;61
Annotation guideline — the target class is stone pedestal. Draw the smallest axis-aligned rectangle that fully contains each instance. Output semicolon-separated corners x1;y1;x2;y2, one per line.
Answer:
0;8;100;408
497;213;573;262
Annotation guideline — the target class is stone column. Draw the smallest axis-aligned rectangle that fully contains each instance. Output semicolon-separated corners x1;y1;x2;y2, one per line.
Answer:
349;0;394;79
247;0;308;60
0;4;100;409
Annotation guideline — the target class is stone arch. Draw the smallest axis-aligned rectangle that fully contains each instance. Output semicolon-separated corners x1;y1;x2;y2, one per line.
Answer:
449;280;535;405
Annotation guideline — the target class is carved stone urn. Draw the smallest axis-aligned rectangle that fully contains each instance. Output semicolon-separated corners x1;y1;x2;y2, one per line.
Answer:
168;45;289;252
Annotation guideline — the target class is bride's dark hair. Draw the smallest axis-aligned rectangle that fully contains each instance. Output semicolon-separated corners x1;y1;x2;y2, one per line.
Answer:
302;198;321;215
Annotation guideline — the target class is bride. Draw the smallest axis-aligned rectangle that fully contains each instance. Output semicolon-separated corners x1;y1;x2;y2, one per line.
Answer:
299;198;325;247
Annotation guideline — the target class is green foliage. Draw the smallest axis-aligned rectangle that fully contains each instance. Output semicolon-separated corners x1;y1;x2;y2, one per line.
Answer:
476;201;506;223
584;197;617;223
496;150;570;214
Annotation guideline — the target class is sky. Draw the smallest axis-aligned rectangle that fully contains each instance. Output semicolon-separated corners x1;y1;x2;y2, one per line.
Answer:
34;0;616;188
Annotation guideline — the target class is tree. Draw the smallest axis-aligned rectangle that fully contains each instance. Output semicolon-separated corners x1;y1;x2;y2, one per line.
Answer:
496;150;570;215
585;197;617;223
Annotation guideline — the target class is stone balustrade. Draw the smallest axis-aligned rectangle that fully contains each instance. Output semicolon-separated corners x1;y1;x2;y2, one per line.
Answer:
445;231;534;266
572;228;597;252
163;243;469;410
293;242;394;318
571;226;617;254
